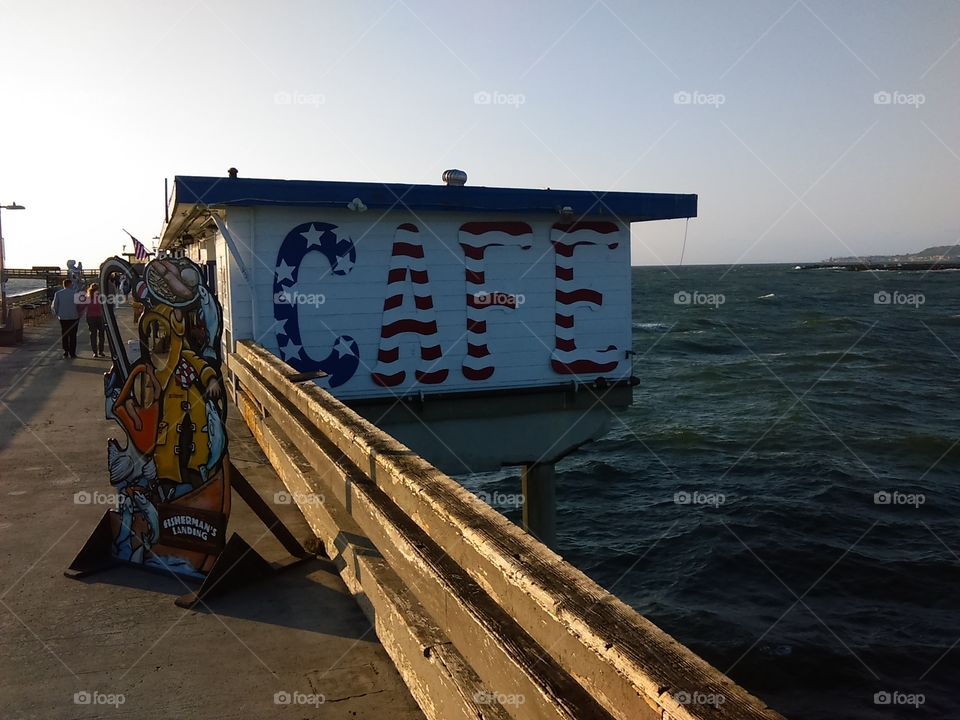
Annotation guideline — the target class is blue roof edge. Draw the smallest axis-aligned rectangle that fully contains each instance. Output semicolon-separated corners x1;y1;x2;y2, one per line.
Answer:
171;175;697;222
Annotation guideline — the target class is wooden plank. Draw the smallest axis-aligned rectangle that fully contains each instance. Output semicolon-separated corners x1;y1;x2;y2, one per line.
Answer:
232;354;614;720
232;341;786;720
236;389;512;720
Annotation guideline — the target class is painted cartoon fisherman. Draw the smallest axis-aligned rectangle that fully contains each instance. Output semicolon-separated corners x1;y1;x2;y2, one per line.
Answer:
113;259;223;492
133;302;222;499
103;255;229;573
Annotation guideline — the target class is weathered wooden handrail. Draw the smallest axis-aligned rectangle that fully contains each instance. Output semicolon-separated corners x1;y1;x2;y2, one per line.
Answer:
229;340;786;720
3;267;98;280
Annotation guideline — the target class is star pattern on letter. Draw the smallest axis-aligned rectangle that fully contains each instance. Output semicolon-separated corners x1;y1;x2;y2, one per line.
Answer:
332;337;355;358
275;259;296;285
281;337;302;360
300;224;325;247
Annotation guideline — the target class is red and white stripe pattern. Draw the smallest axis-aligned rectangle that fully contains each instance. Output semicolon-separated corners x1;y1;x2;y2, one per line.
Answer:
371;224;448;387
132;236;152;261
459;222;533;381
551;221;621;376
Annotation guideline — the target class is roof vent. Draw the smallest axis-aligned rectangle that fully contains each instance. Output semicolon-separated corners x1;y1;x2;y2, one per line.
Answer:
442;169;467;186
227;167;238;179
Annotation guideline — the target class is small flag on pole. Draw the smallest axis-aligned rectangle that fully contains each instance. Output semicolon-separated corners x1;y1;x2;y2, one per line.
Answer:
123;229;153;261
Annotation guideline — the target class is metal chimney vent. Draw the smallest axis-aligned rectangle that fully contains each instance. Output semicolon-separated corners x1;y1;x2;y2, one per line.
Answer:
442;169;467;186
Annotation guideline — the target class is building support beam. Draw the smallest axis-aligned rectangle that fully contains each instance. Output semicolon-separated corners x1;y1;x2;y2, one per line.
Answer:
521;462;557;549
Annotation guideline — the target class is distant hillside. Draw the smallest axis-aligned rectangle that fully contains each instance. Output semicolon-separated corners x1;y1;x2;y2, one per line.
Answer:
828;244;960;263
912;245;960;258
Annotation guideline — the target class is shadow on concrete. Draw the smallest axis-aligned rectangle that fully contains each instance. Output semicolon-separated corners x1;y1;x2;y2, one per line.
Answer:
0;314;138;453
68;555;372;640
46;361;112;375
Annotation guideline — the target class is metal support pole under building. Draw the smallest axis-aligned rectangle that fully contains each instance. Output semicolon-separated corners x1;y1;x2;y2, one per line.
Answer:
521;462;557;549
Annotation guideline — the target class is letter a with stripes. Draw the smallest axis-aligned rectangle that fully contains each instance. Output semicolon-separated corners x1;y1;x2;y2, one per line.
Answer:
371;224;448;387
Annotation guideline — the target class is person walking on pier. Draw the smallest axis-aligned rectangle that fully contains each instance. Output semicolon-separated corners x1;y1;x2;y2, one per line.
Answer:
83;283;107;357
51;278;79;358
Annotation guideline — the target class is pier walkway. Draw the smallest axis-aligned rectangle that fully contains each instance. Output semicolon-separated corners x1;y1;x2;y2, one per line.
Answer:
0;318;423;719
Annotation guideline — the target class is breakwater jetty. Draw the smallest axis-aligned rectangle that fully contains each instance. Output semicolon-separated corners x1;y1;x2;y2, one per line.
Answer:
799;261;960;272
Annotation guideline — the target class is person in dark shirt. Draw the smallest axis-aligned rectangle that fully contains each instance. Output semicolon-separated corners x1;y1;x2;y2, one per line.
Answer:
83;283;107;357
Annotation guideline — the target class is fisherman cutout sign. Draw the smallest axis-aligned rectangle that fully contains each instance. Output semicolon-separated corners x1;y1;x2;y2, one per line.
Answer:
97;256;230;576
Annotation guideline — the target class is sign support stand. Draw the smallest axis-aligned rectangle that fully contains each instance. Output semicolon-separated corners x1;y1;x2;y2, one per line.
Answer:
65;459;322;607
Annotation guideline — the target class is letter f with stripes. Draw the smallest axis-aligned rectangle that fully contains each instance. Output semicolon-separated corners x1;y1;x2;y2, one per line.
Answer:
458;222;534;380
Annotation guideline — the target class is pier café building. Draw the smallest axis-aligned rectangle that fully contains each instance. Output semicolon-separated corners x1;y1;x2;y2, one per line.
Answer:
156;169;696;540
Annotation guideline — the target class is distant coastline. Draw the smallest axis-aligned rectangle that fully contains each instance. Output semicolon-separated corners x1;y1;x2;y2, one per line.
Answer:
824;243;960;265
799;244;960;272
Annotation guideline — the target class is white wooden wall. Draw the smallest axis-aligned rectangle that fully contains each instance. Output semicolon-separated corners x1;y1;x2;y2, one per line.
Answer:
219;206;631;401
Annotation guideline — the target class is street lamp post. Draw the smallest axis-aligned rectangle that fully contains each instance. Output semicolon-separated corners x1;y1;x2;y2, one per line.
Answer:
0;202;27;326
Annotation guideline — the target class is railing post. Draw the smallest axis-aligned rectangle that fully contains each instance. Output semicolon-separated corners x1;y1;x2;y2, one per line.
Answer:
521;462;557;549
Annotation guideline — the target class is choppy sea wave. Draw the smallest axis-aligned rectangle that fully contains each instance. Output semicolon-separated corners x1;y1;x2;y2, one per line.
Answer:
464;264;960;720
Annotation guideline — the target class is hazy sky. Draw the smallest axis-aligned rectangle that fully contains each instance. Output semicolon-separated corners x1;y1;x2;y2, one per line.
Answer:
1;0;957;268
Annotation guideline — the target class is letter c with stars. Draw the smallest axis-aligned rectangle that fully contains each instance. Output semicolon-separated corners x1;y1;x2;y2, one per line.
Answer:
273;221;359;387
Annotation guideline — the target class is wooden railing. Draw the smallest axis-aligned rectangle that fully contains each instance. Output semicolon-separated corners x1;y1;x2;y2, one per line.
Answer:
229;340;786;720
3;267;98;281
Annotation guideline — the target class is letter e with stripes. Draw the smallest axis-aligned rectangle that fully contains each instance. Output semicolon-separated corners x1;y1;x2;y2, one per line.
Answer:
550;221;622;376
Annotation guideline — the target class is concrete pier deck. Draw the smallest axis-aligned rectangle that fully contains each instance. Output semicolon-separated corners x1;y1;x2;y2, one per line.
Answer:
0;318;424;719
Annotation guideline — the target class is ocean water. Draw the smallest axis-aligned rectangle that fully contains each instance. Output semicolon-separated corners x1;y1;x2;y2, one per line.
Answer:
462;264;960;720
4;278;46;296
